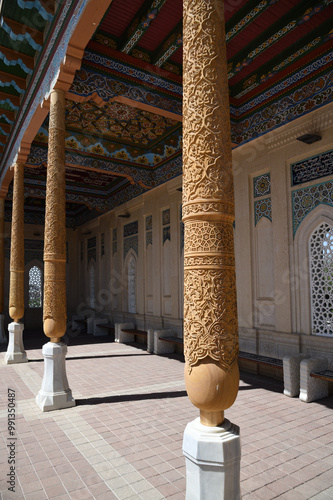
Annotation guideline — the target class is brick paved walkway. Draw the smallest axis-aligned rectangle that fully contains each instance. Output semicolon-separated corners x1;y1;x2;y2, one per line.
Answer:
1;335;333;500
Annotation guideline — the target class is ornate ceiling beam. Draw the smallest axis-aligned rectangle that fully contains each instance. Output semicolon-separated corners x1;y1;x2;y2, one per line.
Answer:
152;20;182;68
119;0;168;55
228;2;331;80
231;20;333;99
225;0;282;43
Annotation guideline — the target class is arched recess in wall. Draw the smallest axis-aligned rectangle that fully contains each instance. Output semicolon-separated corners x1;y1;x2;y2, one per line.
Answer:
124;250;137;314
88;259;96;309
254;216;275;328
294;204;333;335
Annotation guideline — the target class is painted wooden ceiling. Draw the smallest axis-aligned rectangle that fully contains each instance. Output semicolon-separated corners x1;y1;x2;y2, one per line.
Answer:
1;0;333;226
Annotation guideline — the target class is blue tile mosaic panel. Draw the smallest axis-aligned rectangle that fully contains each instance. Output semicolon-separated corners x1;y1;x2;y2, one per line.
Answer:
292;180;333;235
112;228;117;256
124;221;138;237
101;233;105;257
162;209;170;226
291;150;333;186
146;231;152;248
146;215;152;231
163;226;171;244
87;236;96;263
253;173;271;198
124;235;138;257
254;197;272;225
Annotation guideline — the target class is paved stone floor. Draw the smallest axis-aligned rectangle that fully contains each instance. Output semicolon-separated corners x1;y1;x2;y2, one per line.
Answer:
1;334;333;500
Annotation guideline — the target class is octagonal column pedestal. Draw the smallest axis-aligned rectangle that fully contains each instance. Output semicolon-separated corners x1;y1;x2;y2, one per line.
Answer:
5;322;27;364
36;342;75;412
0;314;6;343
183;418;241;500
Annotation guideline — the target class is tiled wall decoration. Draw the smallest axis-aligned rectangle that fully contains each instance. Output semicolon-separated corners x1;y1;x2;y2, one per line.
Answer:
101;233;105;256
124;221;138;257
292;180;333;235
291;149;333;186
87;236;96;263
253;173;271;198
162;209;170;244
146;215;152;248
112;228;117;255
254;197;272;225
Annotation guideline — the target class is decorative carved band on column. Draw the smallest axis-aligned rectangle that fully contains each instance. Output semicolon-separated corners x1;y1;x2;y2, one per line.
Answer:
9;163;25;322
183;0;239;425
43;89;67;343
0;197;5;314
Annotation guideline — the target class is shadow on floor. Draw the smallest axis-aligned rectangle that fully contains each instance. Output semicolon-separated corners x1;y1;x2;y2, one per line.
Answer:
76;390;188;406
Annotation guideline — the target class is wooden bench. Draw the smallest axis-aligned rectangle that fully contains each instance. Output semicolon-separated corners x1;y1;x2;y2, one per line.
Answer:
238;351;283;369
310;369;333;382
159;335;183;346
121;328;147;343
96;323;114;335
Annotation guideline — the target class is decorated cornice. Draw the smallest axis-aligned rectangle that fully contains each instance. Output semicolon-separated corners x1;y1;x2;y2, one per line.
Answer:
233;69;333;145
265;101;333;151
69;67;182;116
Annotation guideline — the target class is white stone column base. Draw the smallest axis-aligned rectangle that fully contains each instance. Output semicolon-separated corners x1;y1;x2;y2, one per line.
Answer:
0;314;7;343
5;322;27;364
36;342;75;412
183;417;241;500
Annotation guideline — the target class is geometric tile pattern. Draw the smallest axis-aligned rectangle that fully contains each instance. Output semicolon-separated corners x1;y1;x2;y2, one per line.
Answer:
254;173;271;198
292;180;333;235
146;215;152;248
254;197;272;225
124;221;139;258
162;209;171;244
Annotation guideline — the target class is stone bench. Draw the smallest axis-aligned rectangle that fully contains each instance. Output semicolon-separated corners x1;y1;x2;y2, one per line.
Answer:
154;330;183;355
115;323;147;345
93;318;114;337
283;354;310;398
299;357;331;403
238;351;283;369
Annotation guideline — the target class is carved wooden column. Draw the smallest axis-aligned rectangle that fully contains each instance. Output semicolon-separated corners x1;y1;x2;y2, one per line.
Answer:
36;88;75;411
5;163;27;362
182;1;241;498
0;197;6;343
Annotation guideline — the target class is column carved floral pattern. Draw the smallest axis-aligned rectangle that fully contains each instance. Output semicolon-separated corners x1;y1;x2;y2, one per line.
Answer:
43;90;67;341
9;163;25;322
183;0;238;373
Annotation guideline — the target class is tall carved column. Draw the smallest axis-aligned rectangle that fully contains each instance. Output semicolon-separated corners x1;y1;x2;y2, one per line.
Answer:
36;88;75;411
0;197;7;343
5;163;27;363
182;1;241;498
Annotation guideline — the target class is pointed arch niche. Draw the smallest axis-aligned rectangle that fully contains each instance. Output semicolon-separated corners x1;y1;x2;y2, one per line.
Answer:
294;205;333;335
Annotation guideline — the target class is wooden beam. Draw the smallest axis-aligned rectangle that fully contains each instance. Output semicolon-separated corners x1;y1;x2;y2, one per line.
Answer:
2;17;43;47
0;109;15;122
120;0;168;54
0;45;34;71
0;92;20;108
152;20;182;67
0;71;26;91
